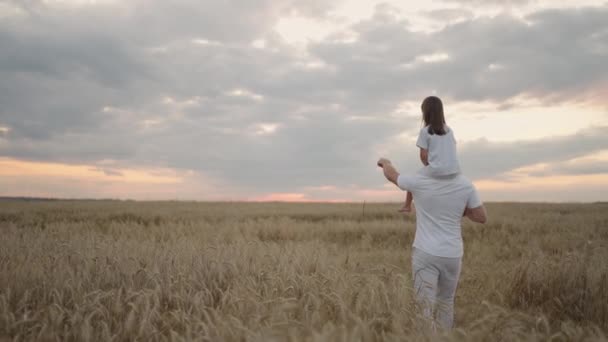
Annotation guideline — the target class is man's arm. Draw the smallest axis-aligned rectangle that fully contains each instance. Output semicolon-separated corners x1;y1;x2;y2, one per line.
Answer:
462;186;486;223
464;206;487;224
377;158;400;186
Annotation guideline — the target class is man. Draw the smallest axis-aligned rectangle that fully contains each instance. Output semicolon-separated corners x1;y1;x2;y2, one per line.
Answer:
377;157;487;330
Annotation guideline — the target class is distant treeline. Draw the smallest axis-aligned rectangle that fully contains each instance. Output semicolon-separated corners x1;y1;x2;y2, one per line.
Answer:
0;197;116;202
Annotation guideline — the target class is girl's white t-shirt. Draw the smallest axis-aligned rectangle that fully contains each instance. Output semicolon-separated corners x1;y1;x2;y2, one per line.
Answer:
416;125;461;176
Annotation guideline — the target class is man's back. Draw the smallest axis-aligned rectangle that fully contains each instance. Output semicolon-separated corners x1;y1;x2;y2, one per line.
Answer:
397;173;481;257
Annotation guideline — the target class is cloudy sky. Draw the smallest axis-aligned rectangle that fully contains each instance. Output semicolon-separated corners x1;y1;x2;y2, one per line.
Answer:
1;0;607;202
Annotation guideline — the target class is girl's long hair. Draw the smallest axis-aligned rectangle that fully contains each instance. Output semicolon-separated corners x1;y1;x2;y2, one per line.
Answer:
421;96;446;135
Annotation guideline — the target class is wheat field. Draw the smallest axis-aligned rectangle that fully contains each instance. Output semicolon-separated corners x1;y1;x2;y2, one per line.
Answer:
0;200;607;341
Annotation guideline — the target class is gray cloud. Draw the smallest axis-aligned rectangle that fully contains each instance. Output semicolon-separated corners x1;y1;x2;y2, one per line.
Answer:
386;126;608;181
309;5;608;104
458;126;608;179
2;0;335;43
1;1;607;197
89;167;124;177
439;0;534;6
437;8;608;101
423;8;475;21
528;159;608;177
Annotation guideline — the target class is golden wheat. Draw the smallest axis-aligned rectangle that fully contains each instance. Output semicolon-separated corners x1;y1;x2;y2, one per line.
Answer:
0;200;607;341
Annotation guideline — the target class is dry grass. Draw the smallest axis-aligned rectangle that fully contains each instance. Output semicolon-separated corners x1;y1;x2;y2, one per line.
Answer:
0;200;607;341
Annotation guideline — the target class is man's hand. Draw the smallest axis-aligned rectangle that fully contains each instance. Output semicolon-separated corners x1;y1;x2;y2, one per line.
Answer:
463;206;487;224
377;158;391;168
377;158;399;186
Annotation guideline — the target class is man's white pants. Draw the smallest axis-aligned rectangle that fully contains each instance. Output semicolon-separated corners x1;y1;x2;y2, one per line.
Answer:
411;247;462;330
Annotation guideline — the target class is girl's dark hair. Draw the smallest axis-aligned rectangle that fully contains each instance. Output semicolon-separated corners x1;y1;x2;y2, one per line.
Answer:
421;96;446;135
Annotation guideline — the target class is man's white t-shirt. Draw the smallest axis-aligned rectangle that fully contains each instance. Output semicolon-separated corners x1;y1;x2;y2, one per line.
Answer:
416;125;460;176
397;173;482;258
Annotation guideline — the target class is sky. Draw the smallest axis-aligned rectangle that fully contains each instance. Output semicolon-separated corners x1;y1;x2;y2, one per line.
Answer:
1;0;607;202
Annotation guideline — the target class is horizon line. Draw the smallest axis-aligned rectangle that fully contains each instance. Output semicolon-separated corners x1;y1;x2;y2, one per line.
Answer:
1;196;606;205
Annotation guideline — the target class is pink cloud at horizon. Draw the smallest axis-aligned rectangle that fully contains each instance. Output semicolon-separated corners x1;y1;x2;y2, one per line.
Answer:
248;192;349;203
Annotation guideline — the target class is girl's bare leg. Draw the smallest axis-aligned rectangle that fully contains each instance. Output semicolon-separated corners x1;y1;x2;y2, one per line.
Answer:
399;191;413;213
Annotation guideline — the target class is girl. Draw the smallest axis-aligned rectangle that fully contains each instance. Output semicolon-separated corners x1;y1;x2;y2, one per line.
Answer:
399;96;461;213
